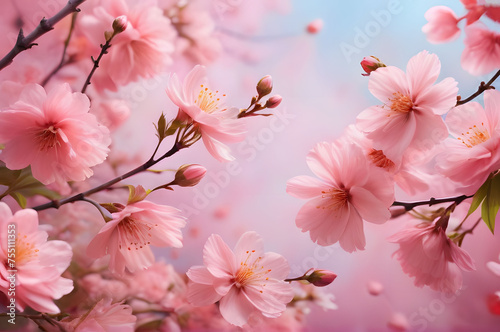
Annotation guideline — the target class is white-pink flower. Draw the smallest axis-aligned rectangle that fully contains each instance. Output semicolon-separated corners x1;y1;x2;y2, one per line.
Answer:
78;0;176;91
437;90;500;193
286;141;394;252
356;50;458;162
0;202;73;313
422;6;461;44
461;22;500;76
86;200;185;274
166;65;246;162
0;83;111;186
186;231;294;327
388;222;475;293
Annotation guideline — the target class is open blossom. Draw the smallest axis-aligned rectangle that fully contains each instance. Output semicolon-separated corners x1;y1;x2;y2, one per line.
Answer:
86;200;186;274
186;231;294;327
78;0;176;91
0;202;73;313
166;65;246;161
422;6;461;43
356;50;458;162
437;90;500;193
0;83;110;186
61;299;136;331
286;141;394;252
389;222;475;293
461;22;500;76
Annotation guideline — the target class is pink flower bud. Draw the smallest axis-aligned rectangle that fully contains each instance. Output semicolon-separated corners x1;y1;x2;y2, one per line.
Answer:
112;15;128;33
367;280;384;296
257;75;273;97
306;269;337;287
306;19;324;34
387;312;409;331
265;95;282;109
360;56;386;76
174;164;207;187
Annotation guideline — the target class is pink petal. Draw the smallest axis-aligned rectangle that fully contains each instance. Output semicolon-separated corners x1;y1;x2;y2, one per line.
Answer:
449;243;475;271
219;287;255;327
338;208;366;252
415;77;458;115
201;135;234;162
203;234;237;278
487;261;500;276
183;65;208;102
410;111;448;150
368;66;409;103
187;281;223;307
349;186;391;224
234;231;265;263
243;281;292;317
406;51;440;97
257;252;290;279
187;266;215;285
306;141;341;185
286;175;326;199
484;90;500;130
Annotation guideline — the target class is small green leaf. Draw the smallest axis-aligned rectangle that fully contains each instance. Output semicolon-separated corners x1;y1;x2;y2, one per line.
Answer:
164;119;183;137
467;175;492;218
482;173;500;234
127;185;151;205
155;113;167;141
10;192;27;209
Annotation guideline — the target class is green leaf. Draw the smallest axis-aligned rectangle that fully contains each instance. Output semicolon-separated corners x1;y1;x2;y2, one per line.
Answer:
466;175;491;218
126;185;151;205
9;192;27;209
164;119;183;137
481;173;500;234
155;113;167;141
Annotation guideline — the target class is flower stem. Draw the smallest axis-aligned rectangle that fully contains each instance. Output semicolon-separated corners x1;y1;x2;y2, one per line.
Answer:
392;194;473;212
0;0;86;71
81;38;113;94
456;69;500;106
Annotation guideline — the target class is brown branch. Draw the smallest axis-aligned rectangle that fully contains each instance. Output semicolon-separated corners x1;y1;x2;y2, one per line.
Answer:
456;70;500;106
0;0;86;71
392;194;473;212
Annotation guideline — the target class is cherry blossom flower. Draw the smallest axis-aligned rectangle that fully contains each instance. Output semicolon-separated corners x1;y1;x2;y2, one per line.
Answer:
86;200;185;274
422;6;461;43
461;22;500;76
0;202;73;313
388;222;475;293
0;83;111;186
186;231;294;327
61;299;136;331
437;90;500;193
78;0;176;91
166;65;246;162
356;50;458;162
287;141;394;252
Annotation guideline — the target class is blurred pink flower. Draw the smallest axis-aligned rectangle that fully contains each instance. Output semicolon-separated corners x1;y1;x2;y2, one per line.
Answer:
356;50;458;162
166;65;246;162
78;0;176;91
388;223;475;293
437;90;500;193
0;83;110;186
62;299;136;331
86;200;186;274
0;202;73;313
287;141;394;252
306;19;324;34
186;231;294;327
387;312;409;331
461;22;500;76
422;6;461;43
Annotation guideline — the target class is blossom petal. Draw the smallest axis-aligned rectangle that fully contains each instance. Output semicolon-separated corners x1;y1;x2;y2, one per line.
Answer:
203;234;237;278
187;281;223;307
406;51;440;97
349;186;391;224
338;207;366;252
368;66;409;103
286;175;326;199
219;287;255;327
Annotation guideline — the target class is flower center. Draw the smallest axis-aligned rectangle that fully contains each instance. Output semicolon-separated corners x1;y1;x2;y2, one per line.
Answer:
368;149;395;170
36;124;60;151
117;216;156;251
233;250;271;290
195;85;226;114
318;187;349;210
457;123;491;148
389;92;414;114
14;233;39;266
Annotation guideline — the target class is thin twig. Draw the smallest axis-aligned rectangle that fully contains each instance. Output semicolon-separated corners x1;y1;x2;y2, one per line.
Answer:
392;194;473;212
456;70;500;106
0;0;86;71
81;39;113;94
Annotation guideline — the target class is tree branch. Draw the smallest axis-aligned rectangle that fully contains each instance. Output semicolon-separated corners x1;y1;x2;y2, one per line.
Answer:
0;0;86;71
392;194;473;212
456;69;500;106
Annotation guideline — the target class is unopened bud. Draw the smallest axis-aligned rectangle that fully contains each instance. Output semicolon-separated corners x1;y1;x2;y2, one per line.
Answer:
306;269;337;287
174;164;207;187
367;281;384;296
360;56;386;76
265;95;282;109
113;16;128;33
257;75;273;97
306;19;323;34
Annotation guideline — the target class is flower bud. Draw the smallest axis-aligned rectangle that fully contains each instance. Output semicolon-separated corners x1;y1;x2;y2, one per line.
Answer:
367;280;384;296
112;15;128;34
257;75;273;97
306;19;323;34
265;95;282;109
360;56;386;76
306;269;337;287
174;164;207;187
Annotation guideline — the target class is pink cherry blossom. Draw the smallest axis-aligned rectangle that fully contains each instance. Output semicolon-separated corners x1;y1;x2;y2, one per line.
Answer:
437;90;500;193
388;222;475;293
86;200;186;274
166;65;246;162
422;6;461;44
61;299;136;331
186;231;294;327
0;202;73;313
461;22;500;76
286;141;394;252
78;0;176;91
0;83;110;186
356;50;458;162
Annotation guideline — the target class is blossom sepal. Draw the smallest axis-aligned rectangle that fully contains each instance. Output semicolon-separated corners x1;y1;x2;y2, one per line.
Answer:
126;185;152;205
